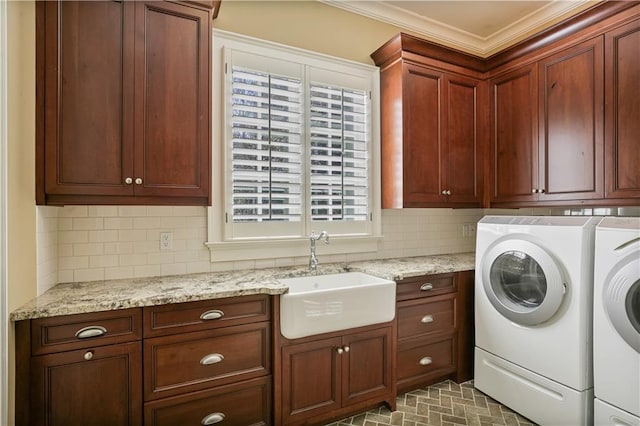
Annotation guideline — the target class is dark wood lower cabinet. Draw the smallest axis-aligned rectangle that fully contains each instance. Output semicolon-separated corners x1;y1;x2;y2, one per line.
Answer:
144;376;271;426
278;324;395;426
395;271;474;394
30;342;143;426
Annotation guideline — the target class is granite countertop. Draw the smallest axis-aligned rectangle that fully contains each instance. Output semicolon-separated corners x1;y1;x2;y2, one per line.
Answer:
10;252;475;321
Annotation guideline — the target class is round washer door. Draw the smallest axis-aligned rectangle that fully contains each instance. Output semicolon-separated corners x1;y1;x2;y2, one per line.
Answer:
481;239;566;326
604;256;640;353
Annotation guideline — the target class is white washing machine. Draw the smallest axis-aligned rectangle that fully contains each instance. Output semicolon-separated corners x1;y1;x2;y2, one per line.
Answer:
594;217;640;425
475;215;599;425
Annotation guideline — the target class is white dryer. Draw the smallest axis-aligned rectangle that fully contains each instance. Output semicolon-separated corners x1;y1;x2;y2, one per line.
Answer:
594;217;640;425
475;215;599;425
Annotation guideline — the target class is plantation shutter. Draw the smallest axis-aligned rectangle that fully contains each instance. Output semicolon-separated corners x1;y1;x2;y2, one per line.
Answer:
309;83;369;221
230;66;303;222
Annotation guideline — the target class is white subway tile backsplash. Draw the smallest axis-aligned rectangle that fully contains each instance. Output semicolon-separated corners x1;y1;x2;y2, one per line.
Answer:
74;268;104;282
104;217;133;230
88;230;119;243
58;230;89;244
72;243;104;257
89;255;119;268
161;263;187;276
72;217;103;230
88;206;119;217
49;205;485;284
134;264;161;278
105;266;135;280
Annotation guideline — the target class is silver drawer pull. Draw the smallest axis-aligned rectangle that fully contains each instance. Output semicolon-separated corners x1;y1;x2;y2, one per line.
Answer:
419;356;433;366
75;326;107;339
420;283;433;291
200;310;224;321
421;315;434;324
201;412;225;425
200;353;224;365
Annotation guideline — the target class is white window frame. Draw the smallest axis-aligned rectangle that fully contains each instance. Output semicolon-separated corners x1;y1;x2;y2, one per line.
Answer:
207;30;382;262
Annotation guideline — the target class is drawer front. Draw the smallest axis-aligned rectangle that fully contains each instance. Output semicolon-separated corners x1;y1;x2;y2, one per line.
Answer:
396;273;456;301
144;295;270;338
31;308;142;355
397;335;456;382
144;322;270;400
397;294;456;340
144;377;271;426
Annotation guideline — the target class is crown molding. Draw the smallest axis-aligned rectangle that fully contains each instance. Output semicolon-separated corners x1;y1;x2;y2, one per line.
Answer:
319;0;600;58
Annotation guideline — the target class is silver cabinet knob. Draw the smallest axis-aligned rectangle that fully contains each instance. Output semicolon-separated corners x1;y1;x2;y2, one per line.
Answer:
336;347;344;355
441;190;447;195
532;188;538;193
446;190;451;195
343;345;350;353
420;283;433;291
135;178;143;185
539;188;546;194
83;351;94;361
125;177;133;185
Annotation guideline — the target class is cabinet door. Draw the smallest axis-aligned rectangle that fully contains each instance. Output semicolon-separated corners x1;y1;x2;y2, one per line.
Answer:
490;64;538;203
538;37;604;201
281;337;343;424
342;327;394;406
402;64;444;206
30;342;142;426
605;19;640;198
41;1;135;198
133;1;211;200
444;75;482;205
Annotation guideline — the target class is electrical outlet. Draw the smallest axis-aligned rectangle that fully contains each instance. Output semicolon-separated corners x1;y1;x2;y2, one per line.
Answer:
160;232;173;251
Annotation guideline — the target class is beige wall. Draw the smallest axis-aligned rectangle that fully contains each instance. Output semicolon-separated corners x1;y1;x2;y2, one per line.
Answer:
7;1;36;424
214;1;406;64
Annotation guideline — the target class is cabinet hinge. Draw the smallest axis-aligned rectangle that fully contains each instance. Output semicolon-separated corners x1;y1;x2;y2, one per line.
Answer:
225;212;228;223
225;62;228;74
370;212;373;221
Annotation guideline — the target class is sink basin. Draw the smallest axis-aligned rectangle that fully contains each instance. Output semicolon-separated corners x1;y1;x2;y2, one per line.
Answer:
279;272;396;339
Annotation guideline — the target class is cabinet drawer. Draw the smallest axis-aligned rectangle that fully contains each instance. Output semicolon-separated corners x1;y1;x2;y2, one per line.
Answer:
397;335;456;383
144;377;271;426
143;295;270;338
397;294;456;340
396;273;456;301
31;308;142;355
144;322;270;400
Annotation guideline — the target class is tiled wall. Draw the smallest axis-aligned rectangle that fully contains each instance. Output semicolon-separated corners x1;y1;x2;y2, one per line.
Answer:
47;206;483;286
37;205;639;289
56;206;208;284
36;206;58;293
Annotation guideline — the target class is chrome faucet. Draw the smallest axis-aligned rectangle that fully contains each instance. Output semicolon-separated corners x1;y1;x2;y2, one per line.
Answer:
309;230;329;273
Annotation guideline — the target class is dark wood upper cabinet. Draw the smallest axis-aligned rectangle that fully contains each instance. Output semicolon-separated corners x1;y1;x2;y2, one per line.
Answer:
374;43;484;208
37;1;213;205
491;37;604;205
490;64;539;204
538;36;604;201
605;18;640;199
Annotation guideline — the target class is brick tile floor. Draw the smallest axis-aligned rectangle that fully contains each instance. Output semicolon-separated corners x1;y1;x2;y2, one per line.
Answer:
327;380;536;426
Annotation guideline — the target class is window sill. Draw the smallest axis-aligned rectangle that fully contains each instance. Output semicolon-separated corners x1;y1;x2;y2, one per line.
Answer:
205;235;382;263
